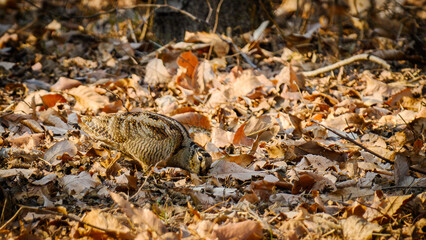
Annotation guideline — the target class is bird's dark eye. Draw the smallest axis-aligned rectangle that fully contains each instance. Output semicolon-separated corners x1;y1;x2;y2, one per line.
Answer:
198;156;203;161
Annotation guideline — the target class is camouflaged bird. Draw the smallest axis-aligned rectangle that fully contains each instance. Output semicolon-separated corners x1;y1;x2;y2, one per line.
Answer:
79;112;212;175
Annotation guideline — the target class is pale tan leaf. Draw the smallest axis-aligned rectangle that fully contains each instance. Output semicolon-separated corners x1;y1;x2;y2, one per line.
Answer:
81;209;132;239
67;85;108;112
342;216;382;240
144;58;172;86
51;77;82;91
44;140;77;165
60;171;98;197
184;31;230;57
211;220;263;240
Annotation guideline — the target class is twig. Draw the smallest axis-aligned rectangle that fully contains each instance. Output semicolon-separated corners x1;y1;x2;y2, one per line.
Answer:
114;0;120;33
204;0;213;24
0;206;23;231
201;198;230;213
302;53;391;77
0;205;116;234
127;19;137;43
130;163;156;200
258;0;286;40
217;34;259;70
355;200;396;222
139;42;174;64
23;0;40;9
139;0;152;42
312;120;426;175
212;0;223;34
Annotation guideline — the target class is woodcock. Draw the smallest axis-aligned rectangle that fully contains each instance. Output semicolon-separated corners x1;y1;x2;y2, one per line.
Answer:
79;111;212;175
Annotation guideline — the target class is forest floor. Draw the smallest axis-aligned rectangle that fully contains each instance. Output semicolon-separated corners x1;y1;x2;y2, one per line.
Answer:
0;1;425;239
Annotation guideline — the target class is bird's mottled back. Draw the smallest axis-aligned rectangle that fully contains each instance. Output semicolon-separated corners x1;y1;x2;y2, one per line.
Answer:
79;112;211;175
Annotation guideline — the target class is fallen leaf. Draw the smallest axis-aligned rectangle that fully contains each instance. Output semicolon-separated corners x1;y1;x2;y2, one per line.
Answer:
144;58;172;86
41;93;67;108
211;220;263;240
60;171;98;197
67;85;109;112
80;209;133;239
342;215;382;240
50;77;82;91
44;140;77;165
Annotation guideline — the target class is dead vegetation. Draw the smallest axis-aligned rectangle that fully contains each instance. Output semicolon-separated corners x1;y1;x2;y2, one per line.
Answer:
0;0;425;239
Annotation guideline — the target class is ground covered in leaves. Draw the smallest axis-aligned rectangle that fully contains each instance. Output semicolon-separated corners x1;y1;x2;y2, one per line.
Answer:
0;1;425;239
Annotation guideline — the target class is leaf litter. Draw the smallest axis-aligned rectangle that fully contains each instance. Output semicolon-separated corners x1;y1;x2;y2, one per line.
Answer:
0;1;425;239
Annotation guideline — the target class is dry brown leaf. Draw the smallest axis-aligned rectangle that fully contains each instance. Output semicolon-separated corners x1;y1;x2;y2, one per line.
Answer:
44;140;77;165
279;216;308;239
292;173;316;194
176;51;199;90
79;209;133;239
41;93;67;108
249;180;276;201
223;154;255;167
211;127;235;148
8;133;44;149
342;215;382;240
45;19;61;31
63;56;98;69
244;114;280;141
184;31;230;57
172;112;211;130
233;122;255;146
67;85;108;112
14;90;47;114
60;171;98;197
0;168;34;179
211;220;263;240
0;32;18;48
304;92;339;106
294;141;345;162
303;154;336;172
32;173;57;186
384;88;413;107
291;172;336;194
324;113;364;131
231;70;263;98
209;159;267;181
50;77;82;91
144;58;172;86
195;60;215;93
110;192;167;235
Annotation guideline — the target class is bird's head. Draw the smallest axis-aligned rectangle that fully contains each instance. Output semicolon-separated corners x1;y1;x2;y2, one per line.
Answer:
187;142;212;175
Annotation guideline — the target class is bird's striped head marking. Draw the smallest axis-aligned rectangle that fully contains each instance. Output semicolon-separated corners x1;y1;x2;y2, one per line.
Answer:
189;142;212;175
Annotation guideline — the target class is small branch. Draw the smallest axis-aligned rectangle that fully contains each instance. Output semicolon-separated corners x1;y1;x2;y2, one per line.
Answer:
139;41;174;64
212;0;223;34
204;0;213;23
217;34;259;70
258;0;286;40
0;206;24;231
302;53;391;77
201;198;230;213
130;163;157;200
0;205;118;235
312;120;426;175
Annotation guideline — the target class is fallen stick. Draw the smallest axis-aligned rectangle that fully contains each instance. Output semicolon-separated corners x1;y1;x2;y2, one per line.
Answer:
302;53;391;77
0;205;120;236
312;120;426;175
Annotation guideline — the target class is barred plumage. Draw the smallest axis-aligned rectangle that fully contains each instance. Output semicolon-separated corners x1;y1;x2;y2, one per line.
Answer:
79;111;212;175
